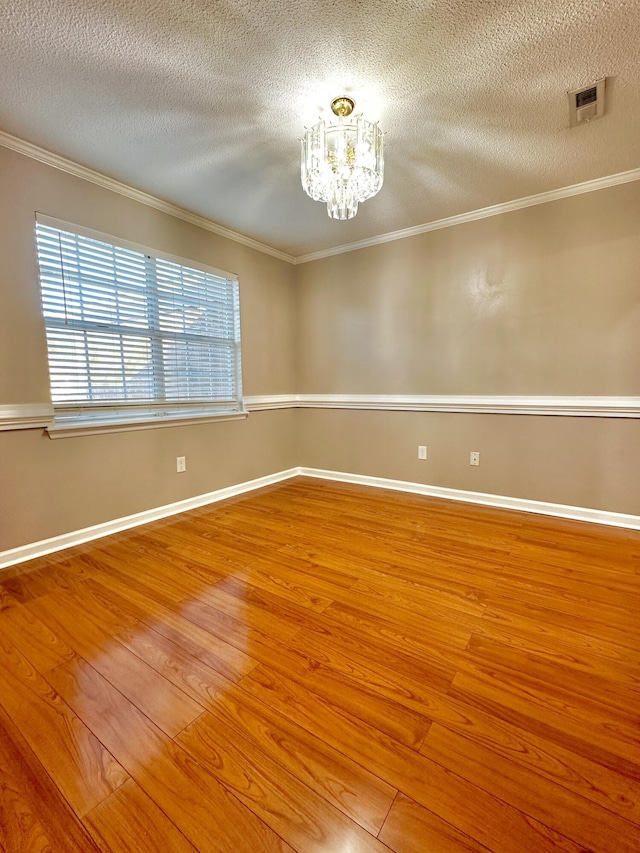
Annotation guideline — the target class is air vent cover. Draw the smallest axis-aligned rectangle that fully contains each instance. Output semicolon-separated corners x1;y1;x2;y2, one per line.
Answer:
568;78;606;127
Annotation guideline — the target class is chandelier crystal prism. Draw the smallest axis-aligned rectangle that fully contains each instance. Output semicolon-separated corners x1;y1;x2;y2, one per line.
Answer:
301;96;384;220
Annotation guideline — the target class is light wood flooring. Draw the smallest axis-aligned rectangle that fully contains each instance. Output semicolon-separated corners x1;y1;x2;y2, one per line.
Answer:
0;477;639;852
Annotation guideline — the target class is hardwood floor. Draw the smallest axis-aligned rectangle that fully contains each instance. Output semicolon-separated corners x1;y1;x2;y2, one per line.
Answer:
1;477;639;852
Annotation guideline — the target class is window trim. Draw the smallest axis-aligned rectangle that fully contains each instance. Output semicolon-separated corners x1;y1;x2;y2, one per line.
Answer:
45;409;247;439
35;214;246;436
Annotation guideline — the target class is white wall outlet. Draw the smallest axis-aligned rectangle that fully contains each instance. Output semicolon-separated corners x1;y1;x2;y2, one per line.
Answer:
470;451;480;466
176;456;186;473
418;445;428;460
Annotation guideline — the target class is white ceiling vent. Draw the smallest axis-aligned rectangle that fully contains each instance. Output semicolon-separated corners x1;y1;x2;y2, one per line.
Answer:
567;78;606;127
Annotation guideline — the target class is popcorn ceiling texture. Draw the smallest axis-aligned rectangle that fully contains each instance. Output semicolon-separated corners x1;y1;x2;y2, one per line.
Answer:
0;0;638;256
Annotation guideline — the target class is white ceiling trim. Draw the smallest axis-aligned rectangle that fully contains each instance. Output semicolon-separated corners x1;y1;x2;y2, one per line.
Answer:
294;167;640;264
0;131;295;265
4;129;640;267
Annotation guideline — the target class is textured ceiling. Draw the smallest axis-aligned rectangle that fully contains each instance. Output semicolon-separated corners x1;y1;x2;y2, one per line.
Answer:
1;0;639;257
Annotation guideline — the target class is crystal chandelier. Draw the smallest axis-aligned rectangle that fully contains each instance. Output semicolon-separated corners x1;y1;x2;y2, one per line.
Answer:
301;96;384;220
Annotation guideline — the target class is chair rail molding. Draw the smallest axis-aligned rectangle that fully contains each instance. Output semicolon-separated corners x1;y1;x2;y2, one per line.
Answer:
244;394;640;417
3;396;639;432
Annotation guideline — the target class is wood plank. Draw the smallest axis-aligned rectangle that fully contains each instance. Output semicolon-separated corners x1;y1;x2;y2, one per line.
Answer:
1;478;638;852
351;573;486;618
27;591;205;737
287;629;640;825
0;599;75;672
189;683;397;834
490;577;639;633
0;553;95;603
495;556;640;594
293;621;456;695
312;596;470;668
483;595;640;654
282;541;504;593
0;584;16;611
424;681;640;824
187;514;296;552
78;552;187;612
240;546;361;591
93;540;224;601
155;524;264;570
290;628;457;718
422;723;640;853
379;793;492;853
84;778;198;853
235;552;353;613
140;601;259;682
449;671;640;781
318;597;476;649
244;545;488;619
177;707;393;852
80;545;192;605
184;597;433;749
0;629;128;817
472;615;640;689
199;576;336;638
57;575;145;634
228;560;336;612
456;644;640;748
465;633;640;715
0;704;102;853
47;656;294;852
115;620;236;706
239;666;588;853
197;579;306;642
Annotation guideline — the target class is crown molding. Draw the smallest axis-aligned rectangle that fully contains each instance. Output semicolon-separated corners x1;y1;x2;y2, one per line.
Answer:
0;130;295;265
294;167;640;264
244;394;640;417
4;129;640;266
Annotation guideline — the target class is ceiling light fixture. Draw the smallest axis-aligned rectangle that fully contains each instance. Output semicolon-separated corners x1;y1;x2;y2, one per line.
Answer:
301;96;384;220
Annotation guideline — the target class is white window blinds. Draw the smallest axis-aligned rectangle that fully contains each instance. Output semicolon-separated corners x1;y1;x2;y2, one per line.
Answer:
35;218;243;426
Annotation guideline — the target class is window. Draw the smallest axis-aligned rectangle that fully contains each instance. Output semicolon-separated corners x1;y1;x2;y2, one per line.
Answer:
35;216;243;432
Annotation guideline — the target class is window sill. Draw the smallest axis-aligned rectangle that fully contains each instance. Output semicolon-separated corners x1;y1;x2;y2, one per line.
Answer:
46;409;248;439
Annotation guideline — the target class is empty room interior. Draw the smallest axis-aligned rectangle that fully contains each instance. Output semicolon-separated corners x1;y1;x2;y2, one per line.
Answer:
1;1;639;852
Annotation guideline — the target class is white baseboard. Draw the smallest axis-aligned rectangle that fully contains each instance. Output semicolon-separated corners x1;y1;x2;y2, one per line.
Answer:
2;465;638;570
0;468;299;570
300;467;640;530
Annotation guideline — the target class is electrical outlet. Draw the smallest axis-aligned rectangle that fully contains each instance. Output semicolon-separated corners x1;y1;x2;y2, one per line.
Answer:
470;451;480;466
176;456;186;473
418;445;428;460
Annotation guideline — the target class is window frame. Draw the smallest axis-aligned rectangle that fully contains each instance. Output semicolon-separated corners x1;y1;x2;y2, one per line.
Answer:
35;214;245;437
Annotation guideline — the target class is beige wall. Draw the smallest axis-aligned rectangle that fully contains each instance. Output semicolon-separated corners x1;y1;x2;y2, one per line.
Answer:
295;183;640;515
2;409;296;550
297;409;640;515
295;183;640;395
2;142;640;554
0;146;297;551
